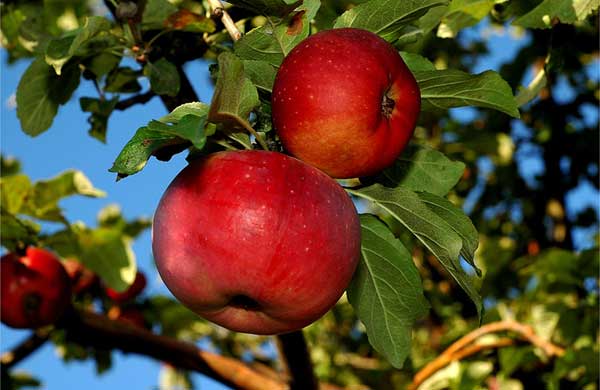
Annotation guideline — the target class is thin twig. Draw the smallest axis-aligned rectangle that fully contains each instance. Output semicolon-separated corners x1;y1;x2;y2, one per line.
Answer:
410;320;566;390
207;0;242;41
452;338;515;361
0;328;52;369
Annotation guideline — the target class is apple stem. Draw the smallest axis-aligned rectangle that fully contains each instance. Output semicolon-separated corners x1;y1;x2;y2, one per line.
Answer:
239;120;271;151
276;331;318;390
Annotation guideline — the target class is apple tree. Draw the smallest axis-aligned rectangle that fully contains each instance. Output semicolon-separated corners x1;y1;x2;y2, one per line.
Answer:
1;0;598;389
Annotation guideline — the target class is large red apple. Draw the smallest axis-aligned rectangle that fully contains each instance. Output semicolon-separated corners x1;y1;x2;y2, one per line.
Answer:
1;248;71;328
272;28;421;178
152;150;360;335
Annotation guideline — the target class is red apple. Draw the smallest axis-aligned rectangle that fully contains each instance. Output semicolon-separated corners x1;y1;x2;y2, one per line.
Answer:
152;150;361;335
63;258;98;294
1;248;71;328
105;271;147;303
272;28;421;178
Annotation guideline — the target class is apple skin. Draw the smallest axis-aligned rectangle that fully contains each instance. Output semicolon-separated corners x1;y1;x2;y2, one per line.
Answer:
272;28;421;179
105;271;147;303
1;248;71;329
152;150;361;335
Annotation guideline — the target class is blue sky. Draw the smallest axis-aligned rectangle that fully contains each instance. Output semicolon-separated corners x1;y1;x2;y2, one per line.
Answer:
1;53;229;390
1;19;598;390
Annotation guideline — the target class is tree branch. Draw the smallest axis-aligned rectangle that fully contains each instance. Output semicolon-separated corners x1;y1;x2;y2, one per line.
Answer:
276;331;318;390
115;91;156;111
410;320;566;389
0;328;51;370
207;0;242;41
58;308;287;390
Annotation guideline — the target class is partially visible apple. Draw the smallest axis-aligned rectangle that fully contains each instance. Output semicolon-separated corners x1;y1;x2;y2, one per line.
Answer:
63;259;98;294
1;248;71;329
152;150;361;335
272;28;421;178
105;271;147;303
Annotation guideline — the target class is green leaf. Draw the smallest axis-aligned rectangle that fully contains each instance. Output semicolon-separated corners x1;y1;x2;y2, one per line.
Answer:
82;52;121;79
93;349;112;375
97;204;152;238
77;227;137;292
227;132;253;150
514;0;600;29
142;0;178;29
349;184;482;316
374;145;465;196
333;0;448;42
400;51;436;71
0;209;40;251
209;53;259;130
520;248;599;290
16;58;80;136
46;224;137;292
149;295;207;338
80;97;119;143
417;191;480;273
105;67;142;93
22;170;106;222
6;371;42;390
498;347;537;377
1;155;21;177
30;170;106;203
1;7;27;46
0;174;32;214
227;0;302;16
348;214;429;368
1;170;104;223
437;0;495;38
233;0;320;67
415;69;520;118
242;60;278;93
110;102;210;178
44;16;111;75
159;102;209;124
144;58;180;97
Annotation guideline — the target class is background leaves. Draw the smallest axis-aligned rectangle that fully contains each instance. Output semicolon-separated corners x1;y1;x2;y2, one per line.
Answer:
16;59;80;136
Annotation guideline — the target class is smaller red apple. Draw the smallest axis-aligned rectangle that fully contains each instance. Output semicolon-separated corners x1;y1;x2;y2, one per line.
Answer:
272;28;421;178
1;248;72;329
105;271;147;303
63;259;98;294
